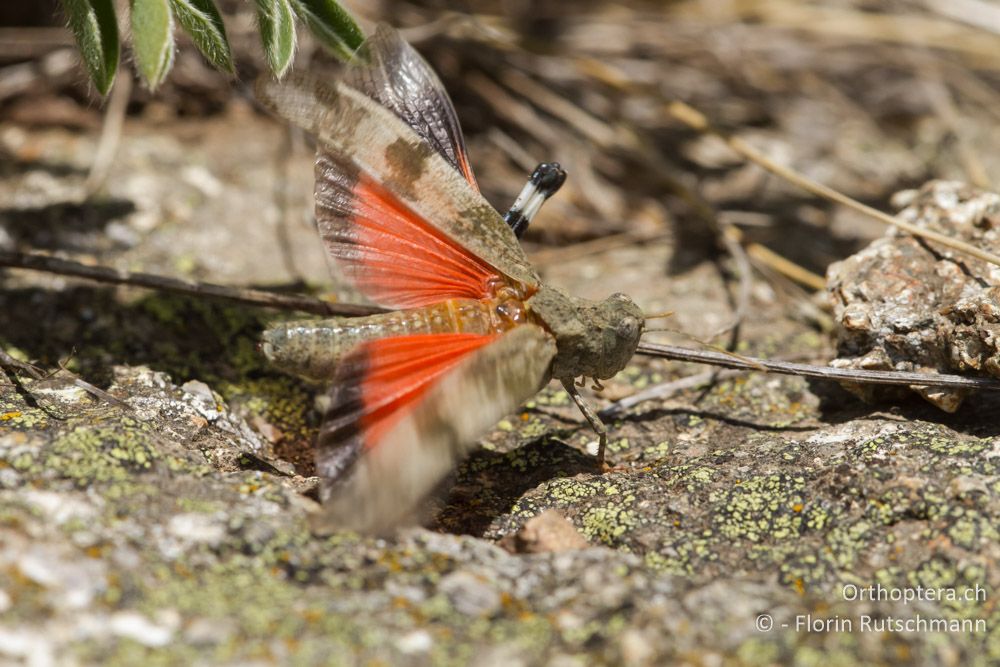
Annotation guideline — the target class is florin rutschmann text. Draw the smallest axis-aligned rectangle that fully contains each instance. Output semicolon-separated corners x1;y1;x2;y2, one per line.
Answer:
754;585;989;635
791;614;986;634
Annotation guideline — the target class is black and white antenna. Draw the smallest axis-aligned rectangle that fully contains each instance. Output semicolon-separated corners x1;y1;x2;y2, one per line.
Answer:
504;162;567;238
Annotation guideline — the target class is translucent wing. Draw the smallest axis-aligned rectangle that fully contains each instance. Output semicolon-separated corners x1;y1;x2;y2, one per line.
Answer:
312;325;557;534
313;152;503;308
346;24;478;187
256;73;539;307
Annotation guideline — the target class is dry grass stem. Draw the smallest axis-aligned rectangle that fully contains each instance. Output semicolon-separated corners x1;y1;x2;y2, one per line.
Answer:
666;100;1000;269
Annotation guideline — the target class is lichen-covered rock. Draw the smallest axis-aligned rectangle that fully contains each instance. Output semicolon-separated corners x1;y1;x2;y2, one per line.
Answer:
3;366;999;666
827;180;1000;410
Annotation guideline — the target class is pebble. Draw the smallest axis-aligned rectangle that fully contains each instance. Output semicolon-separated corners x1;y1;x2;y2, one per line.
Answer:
109;611;175;647
438;570;502;617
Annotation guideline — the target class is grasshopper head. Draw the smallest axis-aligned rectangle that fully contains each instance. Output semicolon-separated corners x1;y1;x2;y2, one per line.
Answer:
527;287;643;382
594;292;643;378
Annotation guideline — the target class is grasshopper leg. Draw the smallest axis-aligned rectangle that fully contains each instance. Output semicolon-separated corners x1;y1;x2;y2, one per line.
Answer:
561;378;609;470
504;163;567;238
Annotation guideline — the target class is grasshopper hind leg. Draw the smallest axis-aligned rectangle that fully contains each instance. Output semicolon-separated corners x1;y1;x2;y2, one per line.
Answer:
504;163;567;238
561;378;610;471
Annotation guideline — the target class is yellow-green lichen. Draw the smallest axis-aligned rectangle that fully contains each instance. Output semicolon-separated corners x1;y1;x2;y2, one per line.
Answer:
534;388;570;407
644;535;716;576
580;502;638;546
43;425;160;484
642;440;672;459
517;416;550;439
709;474;806;542
543;478;601;504
0;402;49;430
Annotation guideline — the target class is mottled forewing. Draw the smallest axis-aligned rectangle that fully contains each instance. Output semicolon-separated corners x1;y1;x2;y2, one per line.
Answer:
347;24;477;186
312;325;557;534
255;74;538;289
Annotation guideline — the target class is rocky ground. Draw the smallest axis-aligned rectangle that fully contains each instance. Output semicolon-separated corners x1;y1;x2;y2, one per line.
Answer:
3;2;1000;665
1;114;998;665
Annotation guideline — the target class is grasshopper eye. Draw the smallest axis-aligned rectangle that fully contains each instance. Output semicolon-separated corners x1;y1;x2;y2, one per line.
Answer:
617;316;639;339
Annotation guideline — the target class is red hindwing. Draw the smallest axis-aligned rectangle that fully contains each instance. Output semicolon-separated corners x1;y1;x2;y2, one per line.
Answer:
316;153;504;309
354;333;499;445
315;333;498;481
312;326;558;533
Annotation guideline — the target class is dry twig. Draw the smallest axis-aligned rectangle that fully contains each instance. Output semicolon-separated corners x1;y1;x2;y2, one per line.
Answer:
574;56;826;292
0;347;126;409
0;250;380;316
636;341;1000;392
599;369;744;418
717;1;1000;69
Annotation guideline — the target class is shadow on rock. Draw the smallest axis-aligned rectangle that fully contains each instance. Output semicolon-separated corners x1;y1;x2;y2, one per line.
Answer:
809;376;1000;438
1;198;136;251
623;405;815;433
432;437;596;538
1;284;286;383
0;283;322;474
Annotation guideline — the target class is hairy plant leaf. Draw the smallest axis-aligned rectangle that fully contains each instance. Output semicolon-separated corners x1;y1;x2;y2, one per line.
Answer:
59;0;120;94
291;0;364;61
169;0;234;72
131;0;175;88
255;0;296;77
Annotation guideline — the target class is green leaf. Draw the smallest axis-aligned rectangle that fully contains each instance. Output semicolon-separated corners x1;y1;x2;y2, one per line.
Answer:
255;0;296;77
59;0;120;94
290;0;363;61
131;0;175;88
169;0;234;72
